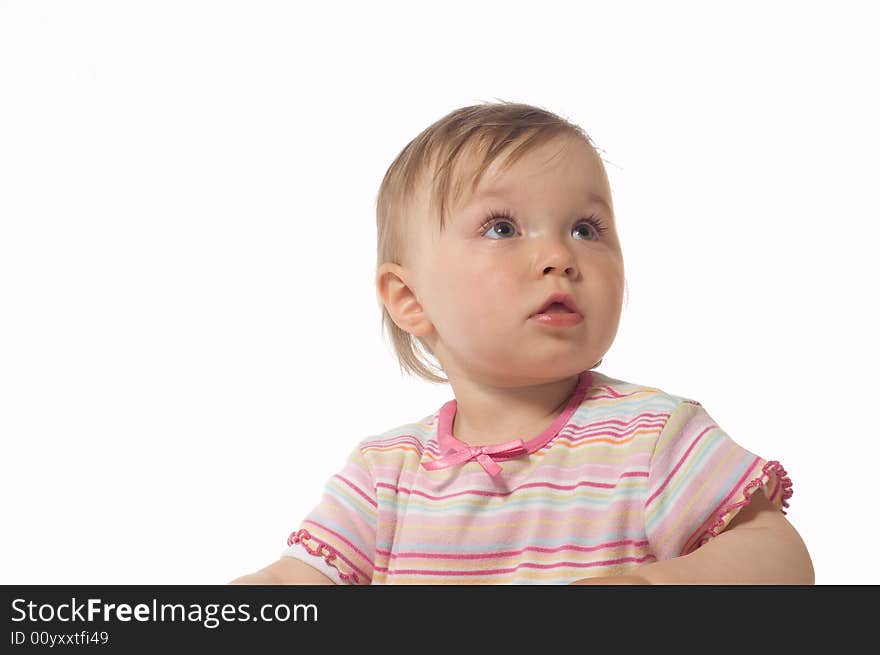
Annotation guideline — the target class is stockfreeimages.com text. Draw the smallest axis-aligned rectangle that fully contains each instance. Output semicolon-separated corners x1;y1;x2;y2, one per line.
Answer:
11;597;317;629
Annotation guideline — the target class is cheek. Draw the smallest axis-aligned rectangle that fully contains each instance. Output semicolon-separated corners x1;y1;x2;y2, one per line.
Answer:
585;267;625;320
452;261;517;309
432;262;520;334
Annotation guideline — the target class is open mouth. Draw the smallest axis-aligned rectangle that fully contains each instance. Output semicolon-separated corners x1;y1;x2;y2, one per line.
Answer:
530;294;583;327
538;302;576;314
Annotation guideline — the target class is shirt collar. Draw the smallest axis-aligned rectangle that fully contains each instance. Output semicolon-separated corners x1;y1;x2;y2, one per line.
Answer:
425;370;592;476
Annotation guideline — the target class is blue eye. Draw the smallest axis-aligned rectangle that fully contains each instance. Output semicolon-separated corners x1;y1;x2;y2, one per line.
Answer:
481;218;517;239
478;210;608;241
571;220;606;240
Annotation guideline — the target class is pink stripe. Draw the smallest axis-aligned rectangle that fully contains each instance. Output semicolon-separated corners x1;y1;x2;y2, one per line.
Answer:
376;474;647;501
555;427;663;447
557;419;669;444
564;412;670;432
768;476;780;502
335;474;378;508
372;460;650;482
487;463;649;481
574;412;671;427
392;503;645;543
645;424;714;507
375;554;658;576
589;385;645;400
301;519;372;579
376;538;651;560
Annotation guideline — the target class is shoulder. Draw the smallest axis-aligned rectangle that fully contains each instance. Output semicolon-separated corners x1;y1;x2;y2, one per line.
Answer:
582;370;695;416
352;409;439;468
580;372;707;462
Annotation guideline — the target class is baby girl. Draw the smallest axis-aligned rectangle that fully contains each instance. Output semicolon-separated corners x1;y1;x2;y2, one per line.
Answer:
231;101;814;585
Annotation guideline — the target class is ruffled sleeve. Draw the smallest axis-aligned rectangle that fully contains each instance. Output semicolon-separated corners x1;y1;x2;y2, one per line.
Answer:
280;444;378;584
644;399;793;560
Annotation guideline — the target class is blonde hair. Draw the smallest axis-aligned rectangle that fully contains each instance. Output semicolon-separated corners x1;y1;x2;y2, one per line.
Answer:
375;100;604;384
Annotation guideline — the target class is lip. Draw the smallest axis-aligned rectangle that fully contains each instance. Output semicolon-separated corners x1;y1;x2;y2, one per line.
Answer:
530;292;582;317
529;312;584;327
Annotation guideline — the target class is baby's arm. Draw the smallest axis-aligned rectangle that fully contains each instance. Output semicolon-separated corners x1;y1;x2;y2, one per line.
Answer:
573;491;814;584
638;491;813;584
229;557;335;585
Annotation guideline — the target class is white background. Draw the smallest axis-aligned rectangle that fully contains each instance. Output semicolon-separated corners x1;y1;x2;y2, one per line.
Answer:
1;0;877;585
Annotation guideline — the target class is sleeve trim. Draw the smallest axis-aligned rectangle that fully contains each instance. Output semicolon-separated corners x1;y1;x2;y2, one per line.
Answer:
692;460;794;553
281;545;343;583
287;528;362;585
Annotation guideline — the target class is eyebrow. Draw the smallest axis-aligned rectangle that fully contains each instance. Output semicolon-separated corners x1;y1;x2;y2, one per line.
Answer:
468;186;613;215
585;192;613;214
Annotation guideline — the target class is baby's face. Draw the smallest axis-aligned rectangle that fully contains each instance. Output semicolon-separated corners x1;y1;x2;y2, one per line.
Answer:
405;134;625;384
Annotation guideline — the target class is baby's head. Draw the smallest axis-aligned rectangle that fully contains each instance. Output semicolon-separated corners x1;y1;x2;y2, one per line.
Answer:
376;101;625;387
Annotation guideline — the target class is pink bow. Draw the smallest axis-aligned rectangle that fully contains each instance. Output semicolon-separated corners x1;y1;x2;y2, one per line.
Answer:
423;438;528;477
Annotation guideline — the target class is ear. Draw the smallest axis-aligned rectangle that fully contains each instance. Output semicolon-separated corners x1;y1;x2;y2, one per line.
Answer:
376;262;435;338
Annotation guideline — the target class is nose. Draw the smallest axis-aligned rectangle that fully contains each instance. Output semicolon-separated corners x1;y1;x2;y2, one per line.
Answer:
538;241;578;279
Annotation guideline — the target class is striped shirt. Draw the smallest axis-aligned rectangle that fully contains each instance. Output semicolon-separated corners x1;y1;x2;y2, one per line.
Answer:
281;369;793;584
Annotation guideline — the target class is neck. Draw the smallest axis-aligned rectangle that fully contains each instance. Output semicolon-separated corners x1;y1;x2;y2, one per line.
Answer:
448;373;582;448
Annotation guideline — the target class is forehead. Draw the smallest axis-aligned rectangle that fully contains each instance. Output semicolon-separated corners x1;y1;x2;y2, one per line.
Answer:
452;134;612;214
